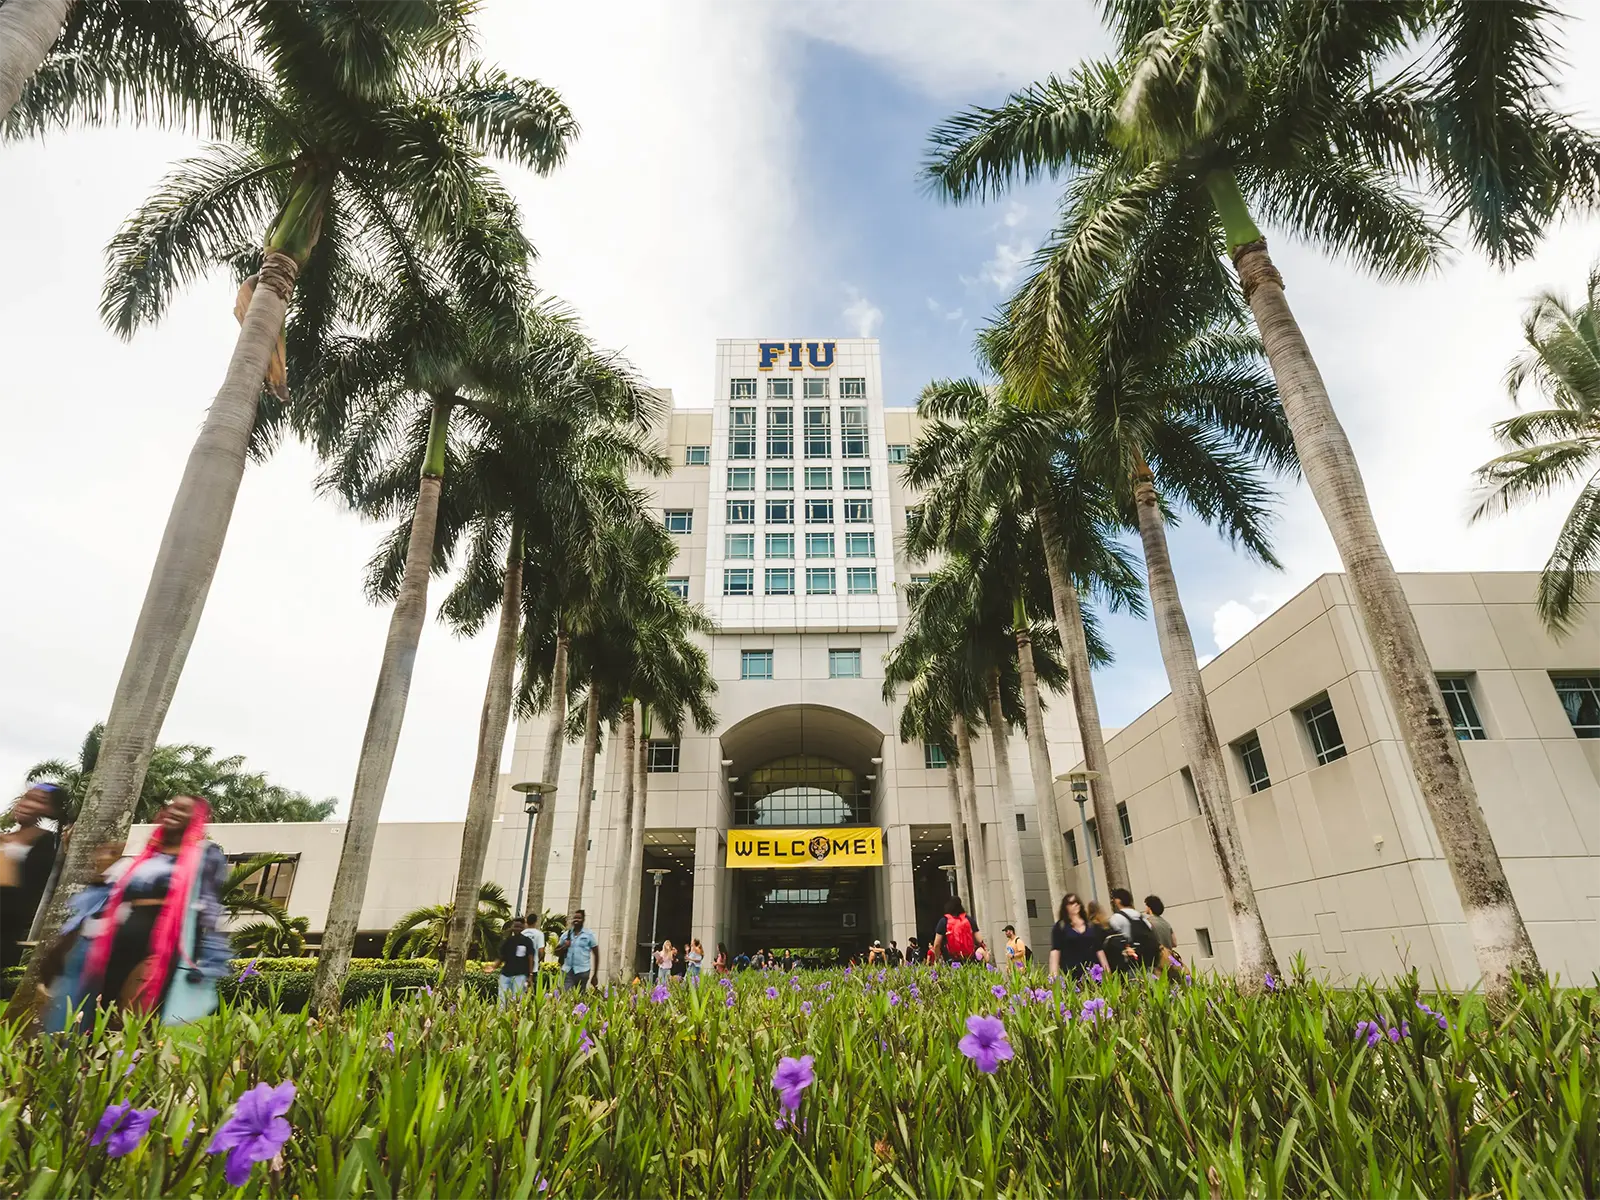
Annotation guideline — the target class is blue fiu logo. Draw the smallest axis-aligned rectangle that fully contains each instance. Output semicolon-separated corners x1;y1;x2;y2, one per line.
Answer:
758;341;835;371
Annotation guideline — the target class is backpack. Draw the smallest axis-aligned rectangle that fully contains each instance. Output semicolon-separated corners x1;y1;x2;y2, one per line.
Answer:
944;912;976;960
1119;910;1161;967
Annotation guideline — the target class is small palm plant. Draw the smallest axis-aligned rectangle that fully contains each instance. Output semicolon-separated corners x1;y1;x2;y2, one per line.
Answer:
385;882;512;962
231;915;310;959
219;853;298;954
1472;263;1600;634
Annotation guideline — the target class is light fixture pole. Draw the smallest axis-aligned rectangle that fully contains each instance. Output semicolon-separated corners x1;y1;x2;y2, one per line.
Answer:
646;868;670;980
511;781;556;917
939;864;958;896
1057;771;1102;904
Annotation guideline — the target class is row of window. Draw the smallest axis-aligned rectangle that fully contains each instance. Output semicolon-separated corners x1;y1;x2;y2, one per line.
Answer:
727;406;869;460
1064;803;1135;865
739;648;863;679
687;443;912;467
725;466;873;491
726;532;875;559
731;377;866;401
663;500;874;532
725;567;878;596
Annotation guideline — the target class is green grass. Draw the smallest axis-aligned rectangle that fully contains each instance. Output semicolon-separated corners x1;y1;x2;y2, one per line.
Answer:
2;964;1594;1197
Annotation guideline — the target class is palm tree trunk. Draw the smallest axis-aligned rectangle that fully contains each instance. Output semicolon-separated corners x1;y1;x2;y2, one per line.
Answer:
984;672;1032;938
4;252;299;1027
523;629;569;919
942;762;972;913
621;714;649;978
311;398;451;1015
1131;451;1278;986
606;704;637;981
566;689;602;919
950;713;990;932
442;529;523;990
1216;176;1539;1001
1015;623;1069;907
1036;502;1131;896
0;0;69;125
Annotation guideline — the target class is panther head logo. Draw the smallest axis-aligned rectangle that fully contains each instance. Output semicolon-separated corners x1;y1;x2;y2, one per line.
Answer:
807;835;831;862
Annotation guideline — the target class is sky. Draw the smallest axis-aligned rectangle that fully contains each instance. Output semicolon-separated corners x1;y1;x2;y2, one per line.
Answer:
2;1;1598;821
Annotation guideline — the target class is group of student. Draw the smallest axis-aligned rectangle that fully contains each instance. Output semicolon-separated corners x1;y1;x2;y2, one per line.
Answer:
492;909;601;1003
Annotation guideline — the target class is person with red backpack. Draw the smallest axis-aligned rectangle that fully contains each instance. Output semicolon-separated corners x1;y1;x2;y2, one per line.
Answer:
930;896;985;962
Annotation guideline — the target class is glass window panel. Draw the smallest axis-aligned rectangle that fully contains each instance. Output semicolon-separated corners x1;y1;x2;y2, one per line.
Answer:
646;741;680;773
727;466;755;490
725;533;754;559
766;407;793;459
804;407;831;457
806;567;836;595
723;568;754;596
740;649;773;679
728;406;756;459
665;577;689;599
843;466;870;489
839;377;866;398
802;378;829;399
726;499;754;524
767;378;793;400
765;533;794;558
764;567;794;595
1438;676;1486;740
766;466;793;491
843;498;872;523
923;741;947;769
1553;675;1600;738
846;566;877;594
764;499;794;524
805;498;834;523
684;445;709;466
1299;695;1348;765
1235;734;1271;793
730;379;756;400
1117;802;1133;845
664;510;692;534
805;467;833;489
828;649;861;678
845;532;875;557
841;405;868;458
805;532;834;558
886;444;909;464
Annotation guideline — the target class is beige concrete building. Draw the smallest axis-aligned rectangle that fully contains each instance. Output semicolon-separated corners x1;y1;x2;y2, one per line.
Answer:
1055;571;1600;988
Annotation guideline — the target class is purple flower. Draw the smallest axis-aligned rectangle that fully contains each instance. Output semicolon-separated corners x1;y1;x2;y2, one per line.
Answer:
876;970;886;982
889;990;901;1007
423;985;434;997
765;986;779;1000
801;1001;813;1016
237;959;260;981
1353;1020;1382;1048
573;1002;589;1018
207;1082;295;1187
991;984;1006;1000
578;1029;595;1055
958;1014;1014;1074
1031;988;1051;1003
724;993;736;1008
1264;973;1277;992
1080;997;1113;1024
1089;963;1104;983
91;1102;157;1159
650;985;669;1004
909;984;921;1001
771;1054;816;1115
382;1031;395;1053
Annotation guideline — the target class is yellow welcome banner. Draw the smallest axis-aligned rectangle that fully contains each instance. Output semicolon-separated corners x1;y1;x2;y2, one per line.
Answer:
725;827;884;868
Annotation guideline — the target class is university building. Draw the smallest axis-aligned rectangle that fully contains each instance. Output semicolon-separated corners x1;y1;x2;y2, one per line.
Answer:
172;338;1600;986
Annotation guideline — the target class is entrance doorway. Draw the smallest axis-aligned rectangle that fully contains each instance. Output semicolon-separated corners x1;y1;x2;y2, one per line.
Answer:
732;867;876;964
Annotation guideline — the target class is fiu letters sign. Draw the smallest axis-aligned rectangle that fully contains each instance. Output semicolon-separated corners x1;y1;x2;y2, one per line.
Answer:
725;826;883;868
758;341;836;371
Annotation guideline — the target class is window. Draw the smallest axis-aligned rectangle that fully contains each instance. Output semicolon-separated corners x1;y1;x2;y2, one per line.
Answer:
841;405;868;458
887;444;909;464
805;467;833;490
765;887;830;906
802;377;829;400
723;568;754;596
905;504;923;528
766;466;793;491
1195;927;1214;958
725;532;754;559
666;577;689;599
768;378;793;400
741;649;774;679
806;532;835;558
1553;675;1600;738
765;532;794;558
1299;695;1348;765
840;377;866;399
727;466;755;491
1066;830;1080;866
765;499;794;524
727;499;754;524
845;532;875;558
804;407;831;457
646;740;680;773
730;378;756;400
1026;898;1038;919
843;465;871;490
225;853;299;908
806;567;836;595
1438;677;1485;741
1117;801;1133;845
846;566;877;595
923;741;947;769
664;509;693;534
806;498;834;523
1180;766;1202;813
1086;816;1101;857
684;445;709;466
729;406;756;459
844;498;872;523
1235;734;1271;793
909;573;934;588
1015;812;1027;832
765;567;795;595
767;408;793;458
828;649;862;678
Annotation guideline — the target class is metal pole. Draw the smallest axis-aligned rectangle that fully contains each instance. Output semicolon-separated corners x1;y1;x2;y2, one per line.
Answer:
1076;798;1098;904
515;806;536;916
648;873;665;980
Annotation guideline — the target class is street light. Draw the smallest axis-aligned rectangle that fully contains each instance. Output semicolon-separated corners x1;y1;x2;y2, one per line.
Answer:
646;868;671;980
1056;771;1101;903
511;781;556;916
939;863;959;896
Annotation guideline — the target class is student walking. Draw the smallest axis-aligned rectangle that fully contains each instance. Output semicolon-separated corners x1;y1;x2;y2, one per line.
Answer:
930;896;983;962
654;939;676;984
1;784;60;970
685;938;705;983
1049;893;1109;981
494;918;533;1005
1143;895;1185;980
714;942;729;974
556;909;599;991
1107;887;1162;973
1002;924;1027;973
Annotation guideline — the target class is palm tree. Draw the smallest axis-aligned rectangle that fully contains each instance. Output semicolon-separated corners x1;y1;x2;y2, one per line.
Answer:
23;8;576;1016
924;0;1595;997
905;373;1146;901
1473;263;1600;634
231;915;309;959
385;881;511;962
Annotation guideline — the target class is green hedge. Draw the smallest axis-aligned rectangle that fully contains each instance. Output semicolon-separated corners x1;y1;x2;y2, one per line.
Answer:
0;959;497;1006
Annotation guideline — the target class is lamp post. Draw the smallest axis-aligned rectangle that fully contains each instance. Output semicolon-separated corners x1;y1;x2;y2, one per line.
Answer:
646;868;670;980
1056;771;1102;904
511;781;556;917
939;864;959;896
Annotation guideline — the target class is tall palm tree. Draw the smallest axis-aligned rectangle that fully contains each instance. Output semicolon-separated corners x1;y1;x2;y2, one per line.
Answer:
924;0;1597;997
385;881;511;962
20;10;576;1016
905;373;1146;901
1473;262;1600;634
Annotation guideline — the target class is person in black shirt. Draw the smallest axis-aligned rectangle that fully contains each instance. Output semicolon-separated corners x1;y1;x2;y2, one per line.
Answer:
1;785;60;970
1049;893;1108;980
493;918;533;1005
930;896;982;961
886;940;903;968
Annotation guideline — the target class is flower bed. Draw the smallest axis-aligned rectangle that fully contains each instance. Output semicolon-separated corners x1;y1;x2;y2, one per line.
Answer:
2;965;1595;1196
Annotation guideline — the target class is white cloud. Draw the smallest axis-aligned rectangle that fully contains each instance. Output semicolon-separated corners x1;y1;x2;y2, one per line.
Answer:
843;286;884;338
978;239;1030;291
1212;600;1268;652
